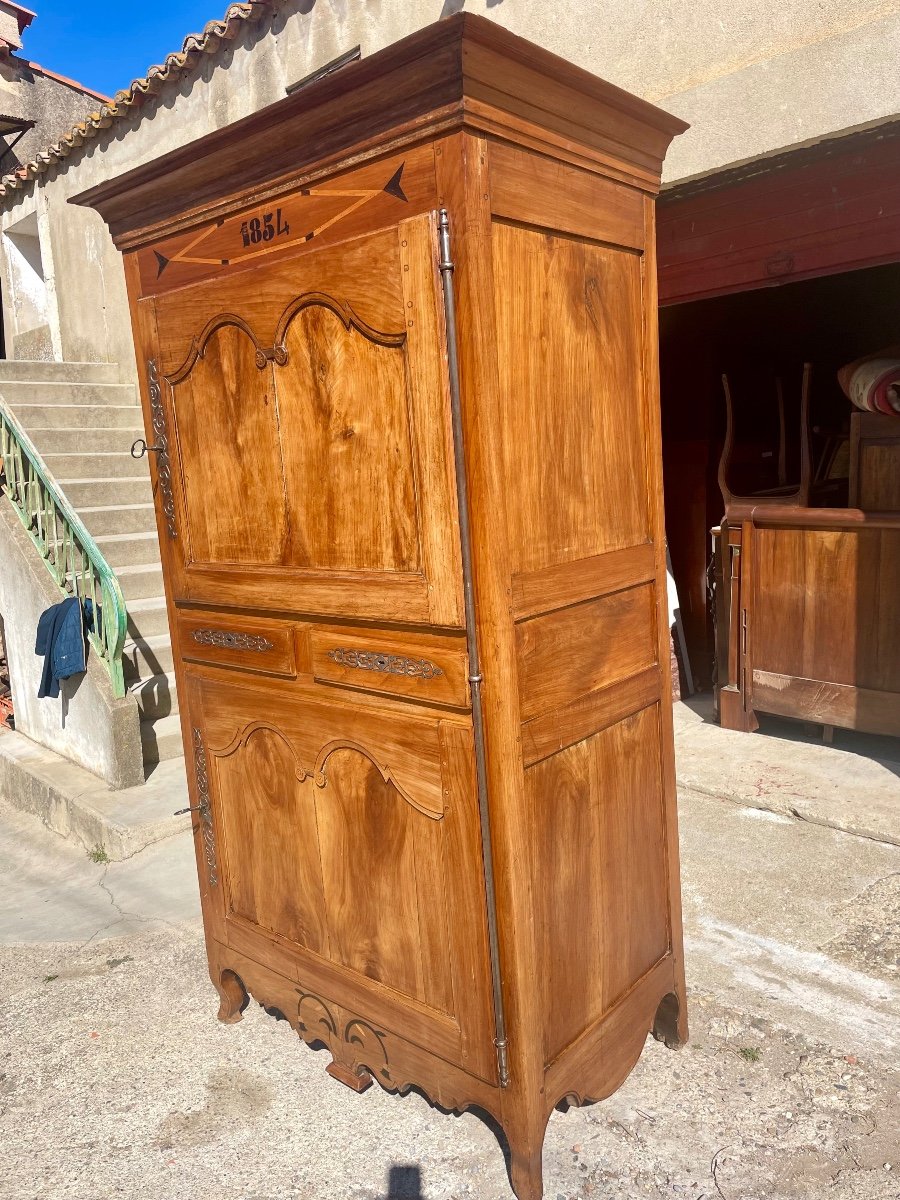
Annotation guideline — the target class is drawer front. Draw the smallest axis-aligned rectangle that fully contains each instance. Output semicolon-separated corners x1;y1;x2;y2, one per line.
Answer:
177;611;296;677
310;628;469;708
312;624;472;705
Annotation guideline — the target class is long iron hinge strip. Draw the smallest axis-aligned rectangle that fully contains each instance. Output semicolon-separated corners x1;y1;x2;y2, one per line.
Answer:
437;208;510;1089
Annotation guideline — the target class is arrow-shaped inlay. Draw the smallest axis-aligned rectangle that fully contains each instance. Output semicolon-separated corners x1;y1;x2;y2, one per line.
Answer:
156;163;409;278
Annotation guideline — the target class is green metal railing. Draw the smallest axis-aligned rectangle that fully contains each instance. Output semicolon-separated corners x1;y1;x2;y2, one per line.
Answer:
0;397;127;697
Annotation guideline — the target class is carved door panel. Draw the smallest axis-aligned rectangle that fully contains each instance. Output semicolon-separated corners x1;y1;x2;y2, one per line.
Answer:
185;672;497;1083
141;213;461;625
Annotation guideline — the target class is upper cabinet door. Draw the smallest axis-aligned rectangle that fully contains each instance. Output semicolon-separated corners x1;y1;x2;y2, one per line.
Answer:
141;212;462;626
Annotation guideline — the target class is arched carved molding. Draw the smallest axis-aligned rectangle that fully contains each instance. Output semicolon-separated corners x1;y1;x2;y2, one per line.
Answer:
292;986;497;1119
297;989;389;1089
298;989;339;1040
166;312;271;384
165;294;406;385
313;738;445;821
273;291;407;361
207;724;444;821
345;1018;391;1082
209;721;314;783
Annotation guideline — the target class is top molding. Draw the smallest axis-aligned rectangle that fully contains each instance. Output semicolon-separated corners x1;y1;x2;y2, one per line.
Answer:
72;13;688;247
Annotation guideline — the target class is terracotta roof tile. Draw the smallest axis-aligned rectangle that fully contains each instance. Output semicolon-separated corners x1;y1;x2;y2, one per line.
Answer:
0;0;275;199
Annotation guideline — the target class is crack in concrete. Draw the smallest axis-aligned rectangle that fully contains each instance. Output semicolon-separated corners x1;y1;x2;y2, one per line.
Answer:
679;783;900;849
72;862;186;952
831;870;900;913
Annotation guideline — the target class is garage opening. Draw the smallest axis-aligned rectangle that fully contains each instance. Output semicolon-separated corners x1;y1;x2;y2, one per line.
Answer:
660;260;900;690
655;122;900;745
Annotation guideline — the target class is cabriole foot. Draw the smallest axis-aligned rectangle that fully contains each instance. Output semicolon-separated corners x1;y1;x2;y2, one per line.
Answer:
652;989;688;1049
216;968;249;1025
505;1118;547;1200
509;1144;544;1200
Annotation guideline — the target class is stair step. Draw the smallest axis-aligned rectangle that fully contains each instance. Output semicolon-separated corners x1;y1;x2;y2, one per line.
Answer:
9;403;142;429
126;596;170;638
78;503;158;538
140;712;185;765
0;380;135;405
0;360;121;383
123;632;173;680
93;531;162;569
57;477;154;508
24;426;144;454
116;562;165;601
41;451;149;479
130;671;179;720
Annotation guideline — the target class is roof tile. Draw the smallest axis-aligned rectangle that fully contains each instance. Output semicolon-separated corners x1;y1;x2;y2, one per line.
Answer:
0;0;274;199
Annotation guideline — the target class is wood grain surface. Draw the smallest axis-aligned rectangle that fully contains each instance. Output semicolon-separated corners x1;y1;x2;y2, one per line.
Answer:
98;17;687;1199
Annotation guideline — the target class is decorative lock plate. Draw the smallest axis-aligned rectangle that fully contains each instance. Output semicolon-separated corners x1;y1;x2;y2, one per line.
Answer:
192;727;218;888
326;647;443;679
192;628;274;653
147;358;178;539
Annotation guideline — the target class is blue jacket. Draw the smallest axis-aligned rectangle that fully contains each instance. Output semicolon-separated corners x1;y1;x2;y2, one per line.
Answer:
35;597;97;699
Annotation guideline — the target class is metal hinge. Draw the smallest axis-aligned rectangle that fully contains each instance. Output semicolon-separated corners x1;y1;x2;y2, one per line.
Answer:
495;1037;510;1088
438;207;510;1090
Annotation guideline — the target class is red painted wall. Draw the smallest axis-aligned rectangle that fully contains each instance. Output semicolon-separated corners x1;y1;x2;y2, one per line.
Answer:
658;123;900;306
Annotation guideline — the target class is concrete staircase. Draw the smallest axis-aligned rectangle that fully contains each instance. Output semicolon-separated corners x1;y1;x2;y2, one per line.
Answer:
0;360;181;774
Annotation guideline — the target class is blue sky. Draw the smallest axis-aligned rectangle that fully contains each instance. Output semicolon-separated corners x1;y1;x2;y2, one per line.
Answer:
24;0;224;98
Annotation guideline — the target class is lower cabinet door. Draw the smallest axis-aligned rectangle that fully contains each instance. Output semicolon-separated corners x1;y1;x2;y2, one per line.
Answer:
184;672;498;1083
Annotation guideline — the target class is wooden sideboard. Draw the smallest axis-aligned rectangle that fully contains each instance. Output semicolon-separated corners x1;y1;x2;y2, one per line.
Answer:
850;411;900;511
75;16;688;1198
714;506;900;737
714;386;900;738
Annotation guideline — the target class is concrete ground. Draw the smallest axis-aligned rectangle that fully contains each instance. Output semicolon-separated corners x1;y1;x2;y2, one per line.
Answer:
0;710;898;1200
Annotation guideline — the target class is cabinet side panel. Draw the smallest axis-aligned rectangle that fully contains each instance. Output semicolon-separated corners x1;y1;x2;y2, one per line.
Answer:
487;145;682;1078
526;706;669;1065
492;219;650;576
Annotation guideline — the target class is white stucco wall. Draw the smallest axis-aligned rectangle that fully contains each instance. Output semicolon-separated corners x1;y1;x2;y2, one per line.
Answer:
2;0;900;368
0;496;144;788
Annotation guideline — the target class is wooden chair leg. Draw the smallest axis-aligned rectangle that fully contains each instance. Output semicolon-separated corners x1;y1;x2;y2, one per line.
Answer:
718;686;758;732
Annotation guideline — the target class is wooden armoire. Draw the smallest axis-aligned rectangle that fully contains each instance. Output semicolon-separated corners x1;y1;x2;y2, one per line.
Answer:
76;16;688;1198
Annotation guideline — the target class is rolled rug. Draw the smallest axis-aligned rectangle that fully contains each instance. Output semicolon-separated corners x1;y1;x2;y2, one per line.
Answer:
838;347;900;415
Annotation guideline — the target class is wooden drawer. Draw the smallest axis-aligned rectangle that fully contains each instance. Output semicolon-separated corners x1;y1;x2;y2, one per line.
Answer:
310;628;469;708
177;611;297;677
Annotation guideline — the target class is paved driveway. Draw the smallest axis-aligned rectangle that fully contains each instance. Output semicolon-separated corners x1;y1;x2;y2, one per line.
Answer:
0;757;898;1199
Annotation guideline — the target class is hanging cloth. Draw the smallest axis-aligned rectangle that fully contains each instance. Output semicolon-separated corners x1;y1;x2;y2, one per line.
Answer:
35;597;97;699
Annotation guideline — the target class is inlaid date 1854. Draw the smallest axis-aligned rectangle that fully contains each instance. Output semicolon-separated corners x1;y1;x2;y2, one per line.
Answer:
240;209;290;247
151;161;409;282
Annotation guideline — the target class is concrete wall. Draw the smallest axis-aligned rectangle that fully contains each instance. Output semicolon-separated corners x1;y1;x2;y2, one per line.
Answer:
0;495;143;788
3;0;900;366
0;59;106;174
0;55;108;362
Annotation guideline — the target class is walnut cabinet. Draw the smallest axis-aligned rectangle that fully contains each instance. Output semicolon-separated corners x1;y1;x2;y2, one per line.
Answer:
76;16;688;1198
